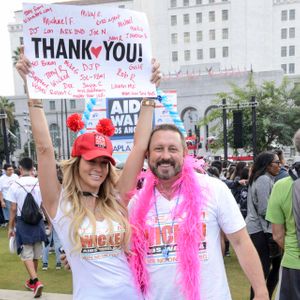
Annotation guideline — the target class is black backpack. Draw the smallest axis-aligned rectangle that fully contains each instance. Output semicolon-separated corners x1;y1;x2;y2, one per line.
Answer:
16;181;43;225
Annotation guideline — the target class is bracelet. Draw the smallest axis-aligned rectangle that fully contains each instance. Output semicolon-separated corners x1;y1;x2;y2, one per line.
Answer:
28;99;43;108
141;98;155;107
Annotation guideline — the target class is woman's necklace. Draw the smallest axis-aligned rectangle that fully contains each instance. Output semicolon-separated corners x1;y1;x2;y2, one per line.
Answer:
154;185;182;260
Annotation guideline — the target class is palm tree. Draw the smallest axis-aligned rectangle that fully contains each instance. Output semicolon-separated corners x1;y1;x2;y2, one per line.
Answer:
12;47;21;66
0;97;15;127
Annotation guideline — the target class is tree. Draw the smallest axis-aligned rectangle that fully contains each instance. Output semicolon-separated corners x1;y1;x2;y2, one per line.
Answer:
200;73;300;153
0;97;18;163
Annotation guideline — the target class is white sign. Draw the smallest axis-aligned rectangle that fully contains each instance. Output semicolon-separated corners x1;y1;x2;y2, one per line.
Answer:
22;3;156;99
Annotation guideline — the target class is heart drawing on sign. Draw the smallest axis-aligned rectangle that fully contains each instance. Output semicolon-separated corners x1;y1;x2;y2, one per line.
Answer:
91;46;102;58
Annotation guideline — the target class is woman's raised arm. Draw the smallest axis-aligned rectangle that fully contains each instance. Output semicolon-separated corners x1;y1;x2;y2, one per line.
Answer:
16;50;61;218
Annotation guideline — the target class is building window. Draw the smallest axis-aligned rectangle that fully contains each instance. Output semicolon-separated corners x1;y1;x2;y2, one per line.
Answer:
222;28;229;39
281;10;287;21
222;10;228;21
209;29;215;40
70;99;76;109
183;0;189;6
209;48;216;59
171;0;177;8
172;51;178;61
19;37;24;45
171;33;178;44
281;46;287;57
289;45;295;56
171;15;177;26
281;64;287;74
196;12;202;23
118;5;125;8
209;11;215;22
49;124;60;147
196;30;203;41
197;49;203;60
222;46;229;57
209;0;215;3
289;9;295;20
184;50;191;61
289;27;295;38
281;28;287;39
183;14;190;25
49;100;56;110
196;0;202;4
184;32;190;43
289;63;295;73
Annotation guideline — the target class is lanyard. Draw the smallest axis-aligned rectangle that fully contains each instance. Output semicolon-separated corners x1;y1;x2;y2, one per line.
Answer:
154;185;181;260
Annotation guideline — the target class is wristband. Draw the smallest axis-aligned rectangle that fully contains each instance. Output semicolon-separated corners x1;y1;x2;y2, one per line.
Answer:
28;99;43;108
141;99;155;107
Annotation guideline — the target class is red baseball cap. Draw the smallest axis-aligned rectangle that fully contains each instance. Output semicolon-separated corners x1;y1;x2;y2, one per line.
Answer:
71;132;116;165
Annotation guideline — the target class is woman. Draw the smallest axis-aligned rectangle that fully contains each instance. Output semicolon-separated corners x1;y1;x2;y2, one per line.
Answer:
246;151;281;300
16;51;160;299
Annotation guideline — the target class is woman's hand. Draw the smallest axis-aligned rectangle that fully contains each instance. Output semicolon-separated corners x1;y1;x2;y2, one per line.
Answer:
15;47;31;84
150;58;161;87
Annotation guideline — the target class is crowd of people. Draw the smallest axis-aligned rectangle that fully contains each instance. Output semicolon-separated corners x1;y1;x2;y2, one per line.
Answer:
0;49;299;300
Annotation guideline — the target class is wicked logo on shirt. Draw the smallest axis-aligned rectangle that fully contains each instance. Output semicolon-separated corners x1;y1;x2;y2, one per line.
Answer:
80;231;123;253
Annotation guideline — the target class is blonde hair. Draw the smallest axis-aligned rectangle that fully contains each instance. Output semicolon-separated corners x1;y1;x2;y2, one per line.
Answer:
60;157;131;253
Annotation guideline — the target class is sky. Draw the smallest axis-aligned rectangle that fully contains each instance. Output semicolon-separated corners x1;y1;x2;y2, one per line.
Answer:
0;0;65;97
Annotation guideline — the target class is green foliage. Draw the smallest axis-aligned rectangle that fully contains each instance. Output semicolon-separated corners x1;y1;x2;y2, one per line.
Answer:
0;97;18;162
201;73;300;153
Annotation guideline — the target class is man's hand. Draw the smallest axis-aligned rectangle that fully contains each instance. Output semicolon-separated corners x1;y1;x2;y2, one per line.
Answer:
8;228;15;239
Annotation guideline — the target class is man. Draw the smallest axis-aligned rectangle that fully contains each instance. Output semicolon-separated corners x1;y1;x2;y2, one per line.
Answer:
274;149;289;182
266;128;300;300
7;158;47;298
128;123;268;300
0;164;18;226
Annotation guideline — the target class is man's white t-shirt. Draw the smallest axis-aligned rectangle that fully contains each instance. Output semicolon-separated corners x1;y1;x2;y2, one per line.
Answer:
0;173;19;199
130;174;246;300
7;176;41;214
52;196;140;300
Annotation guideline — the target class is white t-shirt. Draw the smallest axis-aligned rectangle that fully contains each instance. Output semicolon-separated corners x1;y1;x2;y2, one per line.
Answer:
0;173;19;199
7;176;42;215
52;196;140;300
130;174;245;300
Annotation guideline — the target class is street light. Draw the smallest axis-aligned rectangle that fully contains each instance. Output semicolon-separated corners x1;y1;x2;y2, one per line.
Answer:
23;111;31;158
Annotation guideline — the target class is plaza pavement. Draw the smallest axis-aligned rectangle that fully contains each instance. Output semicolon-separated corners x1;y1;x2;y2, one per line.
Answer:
0;289;72;299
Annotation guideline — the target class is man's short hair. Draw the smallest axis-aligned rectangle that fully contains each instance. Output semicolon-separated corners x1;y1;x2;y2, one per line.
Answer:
211;160;223;174
148;124;186;150
274;149;284;162
19;157;34;171
3;164;12;170
294;129;300;153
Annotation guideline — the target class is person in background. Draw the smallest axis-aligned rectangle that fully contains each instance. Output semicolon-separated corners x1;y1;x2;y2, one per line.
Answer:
266;129;300;300
274;149;289;182
42;222;62;271
7;158;47;298
0;164;19;227
246;151;281;299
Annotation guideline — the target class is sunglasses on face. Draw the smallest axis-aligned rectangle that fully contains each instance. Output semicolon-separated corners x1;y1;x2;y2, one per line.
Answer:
270;160;281;166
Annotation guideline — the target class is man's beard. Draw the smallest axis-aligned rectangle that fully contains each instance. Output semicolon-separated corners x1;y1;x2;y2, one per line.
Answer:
149;158;182;180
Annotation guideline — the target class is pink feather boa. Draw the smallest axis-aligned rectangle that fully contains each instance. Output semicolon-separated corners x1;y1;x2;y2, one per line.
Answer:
129;156;208;300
